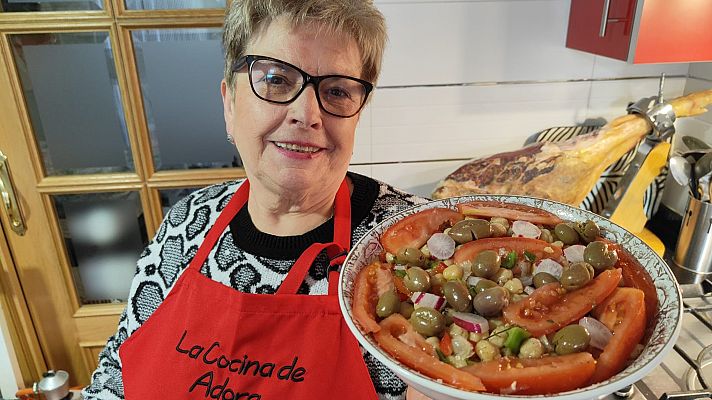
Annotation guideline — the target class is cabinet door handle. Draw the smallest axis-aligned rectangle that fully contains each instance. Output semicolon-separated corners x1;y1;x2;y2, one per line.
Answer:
0;151;27;236
599;0;612;37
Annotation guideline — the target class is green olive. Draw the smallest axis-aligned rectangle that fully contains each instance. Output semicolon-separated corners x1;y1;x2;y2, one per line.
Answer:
473;250;501;278
443;280;473;312
404;267;431;292
430;273;446;296
470;219;493;240
552;325;591;355
491;268;513;285
448;219;491;244
560;262;593;291
574;220;600;243
533;272;558;288
474;279;498;294
583;241;619;272
554;223;580;245
448;220;476;244
396;247;426;267
473;286;509;317
376;291;401;318
399;302;415;319
410;307;446;337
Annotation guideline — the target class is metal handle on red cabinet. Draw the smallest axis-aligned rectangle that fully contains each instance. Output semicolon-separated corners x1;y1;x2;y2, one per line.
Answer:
599;0;612;37
0;151;27;236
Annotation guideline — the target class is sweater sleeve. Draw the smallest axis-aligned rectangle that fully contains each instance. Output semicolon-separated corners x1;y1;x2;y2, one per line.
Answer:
81;197;191;400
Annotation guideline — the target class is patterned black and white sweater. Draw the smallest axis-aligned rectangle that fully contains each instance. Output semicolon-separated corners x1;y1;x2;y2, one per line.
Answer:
82;172;427;400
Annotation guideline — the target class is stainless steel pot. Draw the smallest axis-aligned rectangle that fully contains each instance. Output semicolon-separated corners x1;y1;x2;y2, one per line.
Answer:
33;370;70;400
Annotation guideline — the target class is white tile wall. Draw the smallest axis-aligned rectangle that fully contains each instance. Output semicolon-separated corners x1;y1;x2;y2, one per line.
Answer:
350;0;699;198
689;62;712;80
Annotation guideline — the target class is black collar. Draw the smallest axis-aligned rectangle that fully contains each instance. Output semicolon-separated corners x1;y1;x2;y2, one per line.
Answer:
229;172;379;260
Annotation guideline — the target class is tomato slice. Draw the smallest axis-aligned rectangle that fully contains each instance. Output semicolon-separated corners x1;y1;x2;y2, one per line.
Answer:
502;268;622;336
462;352;596;395
457;201;563;226
440;331;453;356
589;287;647;384
393;275;412;301
352;261;393;334
453;237;562;265
603;240;658;327
381;208;463;255
374;314;486;392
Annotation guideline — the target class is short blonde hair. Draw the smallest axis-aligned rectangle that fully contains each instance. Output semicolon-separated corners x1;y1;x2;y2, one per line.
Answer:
222;0;387;90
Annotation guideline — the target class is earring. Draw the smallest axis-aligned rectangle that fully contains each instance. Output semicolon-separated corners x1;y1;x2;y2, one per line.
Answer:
227;134;234;144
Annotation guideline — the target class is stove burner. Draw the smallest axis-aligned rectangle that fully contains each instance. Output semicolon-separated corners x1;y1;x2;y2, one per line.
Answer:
685;344;712;391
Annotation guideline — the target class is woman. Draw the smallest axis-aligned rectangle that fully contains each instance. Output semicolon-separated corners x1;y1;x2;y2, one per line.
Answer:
82;0;425;399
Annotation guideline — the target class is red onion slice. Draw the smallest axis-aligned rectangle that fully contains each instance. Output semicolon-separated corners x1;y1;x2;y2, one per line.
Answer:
427;232;456;260
564;245;586;264
512;220;542;239
579;317;613;350
450;311;489;334
533;258;564;279
411;292;446;311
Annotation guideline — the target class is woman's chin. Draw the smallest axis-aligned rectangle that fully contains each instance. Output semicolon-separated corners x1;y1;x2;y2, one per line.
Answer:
268;168;338;194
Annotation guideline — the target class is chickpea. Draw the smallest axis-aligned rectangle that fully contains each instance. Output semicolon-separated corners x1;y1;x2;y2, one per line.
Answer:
492;268;514;285
490;217;510;229
488;325;509;348
518;338;544;359
539;228;555;243
504;278;524;294
489;223;508;238
476;340;499;362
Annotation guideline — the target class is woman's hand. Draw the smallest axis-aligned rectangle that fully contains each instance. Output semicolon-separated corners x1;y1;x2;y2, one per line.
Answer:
406;386;433;400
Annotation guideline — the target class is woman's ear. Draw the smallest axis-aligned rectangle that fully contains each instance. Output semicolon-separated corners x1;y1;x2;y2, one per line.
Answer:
220;79;234;136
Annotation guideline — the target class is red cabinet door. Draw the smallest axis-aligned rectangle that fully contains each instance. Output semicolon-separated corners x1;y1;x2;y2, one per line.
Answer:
566;0;637;61
634;0;712;63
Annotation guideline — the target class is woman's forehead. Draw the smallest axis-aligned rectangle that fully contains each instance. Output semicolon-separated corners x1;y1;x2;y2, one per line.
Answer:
247;17;362;77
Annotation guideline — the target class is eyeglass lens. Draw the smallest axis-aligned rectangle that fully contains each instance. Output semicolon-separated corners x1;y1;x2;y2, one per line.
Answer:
249;58;367;117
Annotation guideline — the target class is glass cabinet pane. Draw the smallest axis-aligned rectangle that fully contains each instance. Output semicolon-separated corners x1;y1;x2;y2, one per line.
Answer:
10;32;133;176
0;0;102;12
54;191;148;304
124;0;223;10
159;187;200;216
132;28;241;171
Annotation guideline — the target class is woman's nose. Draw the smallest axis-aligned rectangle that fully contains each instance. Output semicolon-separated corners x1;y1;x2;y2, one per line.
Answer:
289;85;322;129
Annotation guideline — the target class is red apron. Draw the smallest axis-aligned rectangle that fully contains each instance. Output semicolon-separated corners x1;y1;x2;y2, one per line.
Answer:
119;178;377;399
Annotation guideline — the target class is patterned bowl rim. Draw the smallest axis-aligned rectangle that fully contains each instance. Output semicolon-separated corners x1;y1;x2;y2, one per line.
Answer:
338;194;683;400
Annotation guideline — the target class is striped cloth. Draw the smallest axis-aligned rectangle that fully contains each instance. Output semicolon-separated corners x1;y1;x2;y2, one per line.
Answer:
526;125;669;219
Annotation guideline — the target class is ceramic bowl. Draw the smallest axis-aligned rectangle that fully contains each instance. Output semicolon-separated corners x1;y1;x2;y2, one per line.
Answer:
338;195;683;400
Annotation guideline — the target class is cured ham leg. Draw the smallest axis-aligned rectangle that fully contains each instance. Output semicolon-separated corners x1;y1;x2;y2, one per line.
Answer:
432;89;712;205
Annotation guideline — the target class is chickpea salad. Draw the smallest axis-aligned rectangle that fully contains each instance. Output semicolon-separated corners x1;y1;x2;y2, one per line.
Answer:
351;201;655;395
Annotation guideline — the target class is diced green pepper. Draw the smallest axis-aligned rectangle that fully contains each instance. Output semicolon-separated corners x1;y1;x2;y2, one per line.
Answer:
435;348;448;362
394;269;406;278
501;251;518;269
504;326;531;354
524;250;537;262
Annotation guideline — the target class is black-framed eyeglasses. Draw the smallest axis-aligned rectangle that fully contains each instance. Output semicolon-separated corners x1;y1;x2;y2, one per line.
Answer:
232;55;373;118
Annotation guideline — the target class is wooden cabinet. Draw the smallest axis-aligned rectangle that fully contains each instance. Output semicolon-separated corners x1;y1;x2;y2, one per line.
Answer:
566;0;712;64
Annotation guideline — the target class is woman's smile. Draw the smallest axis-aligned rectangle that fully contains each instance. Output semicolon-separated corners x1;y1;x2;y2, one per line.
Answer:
271;140;324;156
